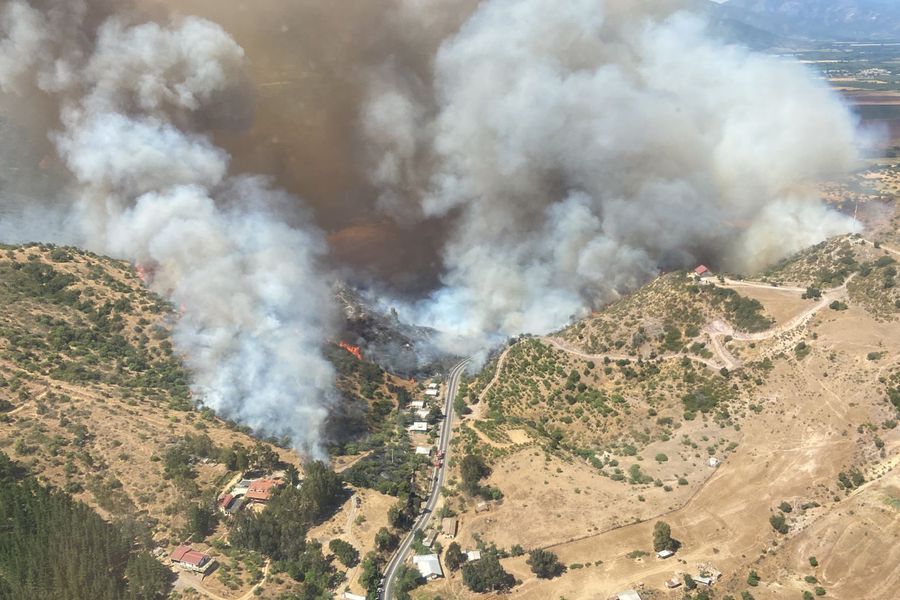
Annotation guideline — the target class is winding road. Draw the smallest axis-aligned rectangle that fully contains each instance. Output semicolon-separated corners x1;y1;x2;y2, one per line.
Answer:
381;358;470;600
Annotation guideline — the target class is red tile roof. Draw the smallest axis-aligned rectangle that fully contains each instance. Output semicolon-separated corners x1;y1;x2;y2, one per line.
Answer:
170;545;209;567
245;478;280;502
217;494;235;508
694;265;710;275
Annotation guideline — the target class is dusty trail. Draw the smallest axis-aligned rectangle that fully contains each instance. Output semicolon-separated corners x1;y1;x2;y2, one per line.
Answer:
542;337;724;370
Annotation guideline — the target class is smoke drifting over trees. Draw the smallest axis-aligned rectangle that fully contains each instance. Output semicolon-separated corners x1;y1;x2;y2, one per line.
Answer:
0;0;868;451
0;1;337;455
365;0;865;345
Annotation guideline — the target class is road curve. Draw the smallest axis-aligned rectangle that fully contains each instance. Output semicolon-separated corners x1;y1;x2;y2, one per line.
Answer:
382;358;470;600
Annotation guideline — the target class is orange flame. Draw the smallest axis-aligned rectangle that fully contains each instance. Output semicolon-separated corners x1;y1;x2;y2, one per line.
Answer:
338;341;363;360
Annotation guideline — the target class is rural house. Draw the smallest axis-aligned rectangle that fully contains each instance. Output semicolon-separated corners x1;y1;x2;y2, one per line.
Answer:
694;265;713;279
245;478;281;504
441;516;458;538
412;554;443;580
170;546;215;575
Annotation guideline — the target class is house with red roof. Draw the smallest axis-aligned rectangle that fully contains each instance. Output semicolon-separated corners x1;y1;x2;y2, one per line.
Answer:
694;265;713;279
245;478;282;504
170;545;215;574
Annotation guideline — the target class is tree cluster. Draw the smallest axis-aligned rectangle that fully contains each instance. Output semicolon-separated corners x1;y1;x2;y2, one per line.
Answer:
229;461;344;595
527;548;565;579
462;551;515;593
0;452;170;600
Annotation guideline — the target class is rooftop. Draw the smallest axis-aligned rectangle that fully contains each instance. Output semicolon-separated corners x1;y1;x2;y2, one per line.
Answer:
246;478;281;502
170;546;210;567
412;554;443;579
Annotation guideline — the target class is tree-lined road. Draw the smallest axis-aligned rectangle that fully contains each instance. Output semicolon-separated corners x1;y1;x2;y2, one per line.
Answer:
382;358;469;599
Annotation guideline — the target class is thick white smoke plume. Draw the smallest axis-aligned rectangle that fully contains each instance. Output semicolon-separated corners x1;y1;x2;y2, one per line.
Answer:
0;2;337;455
366;0;865;345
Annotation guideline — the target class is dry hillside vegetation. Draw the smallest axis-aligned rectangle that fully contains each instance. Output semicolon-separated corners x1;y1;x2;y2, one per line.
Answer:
0;243;416;600
416;238;900;600
560;271;775;358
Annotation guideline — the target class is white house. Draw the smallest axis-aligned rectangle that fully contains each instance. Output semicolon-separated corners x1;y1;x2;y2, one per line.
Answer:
615;591;642;600
408;422;429;432
409;400;426;410
465;550;481;562
657;549;675;559
415;446;432;456
425;388;439;397
343;593;366;600
427;382;439;390
412;554;443;580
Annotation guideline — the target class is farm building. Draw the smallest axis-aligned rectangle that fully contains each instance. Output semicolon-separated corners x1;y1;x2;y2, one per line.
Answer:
408;422;429;432
231;479;253;496
465;550;481;562
657;549;675;559
694;265;713;278
665;577;682;589
694;575;714;586
441;516;458;538
170;546;215;574
615;591;642;600
412;554;443;580
423;530;438;548
246;478;281;503
217;493;244;515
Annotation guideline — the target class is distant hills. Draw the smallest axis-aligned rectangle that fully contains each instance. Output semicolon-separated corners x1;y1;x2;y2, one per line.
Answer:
715;0;900;42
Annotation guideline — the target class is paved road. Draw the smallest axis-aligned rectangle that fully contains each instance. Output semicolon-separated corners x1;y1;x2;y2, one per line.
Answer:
381;358;469;600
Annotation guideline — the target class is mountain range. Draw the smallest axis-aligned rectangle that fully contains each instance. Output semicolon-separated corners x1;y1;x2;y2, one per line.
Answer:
715;0;900;42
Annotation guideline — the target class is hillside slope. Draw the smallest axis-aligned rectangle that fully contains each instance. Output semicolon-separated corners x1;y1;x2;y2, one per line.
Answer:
0;243;419;600
415;234;900;600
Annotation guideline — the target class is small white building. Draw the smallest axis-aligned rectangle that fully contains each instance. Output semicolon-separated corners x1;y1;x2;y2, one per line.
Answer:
409;400;426;410
695;575;714;586
408;422;429;432
657;549;675;559
425;388;440;397
465;550;481;562
616;591;642;600
412;554;443;580
415;446;432;456
427;382;439;390
708;457;720;468
343;593;366;600
416;409;430;420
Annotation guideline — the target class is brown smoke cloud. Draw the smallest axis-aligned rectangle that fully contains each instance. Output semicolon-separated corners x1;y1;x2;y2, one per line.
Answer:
0;0;870;446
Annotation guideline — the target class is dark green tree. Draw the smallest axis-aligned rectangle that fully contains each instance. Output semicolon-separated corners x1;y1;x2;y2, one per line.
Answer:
329;538;360;568
186;504;217;540
359;552;382;596
459;454;490;495
375;527;399;552
527;548;564;579
461;552;515;593
125;552;171;600
445;542;464;571
653;521;674;552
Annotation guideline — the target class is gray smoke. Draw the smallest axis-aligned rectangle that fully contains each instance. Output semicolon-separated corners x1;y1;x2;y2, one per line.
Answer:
0;1;337;456
0;0;875;451
365;0;867;348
